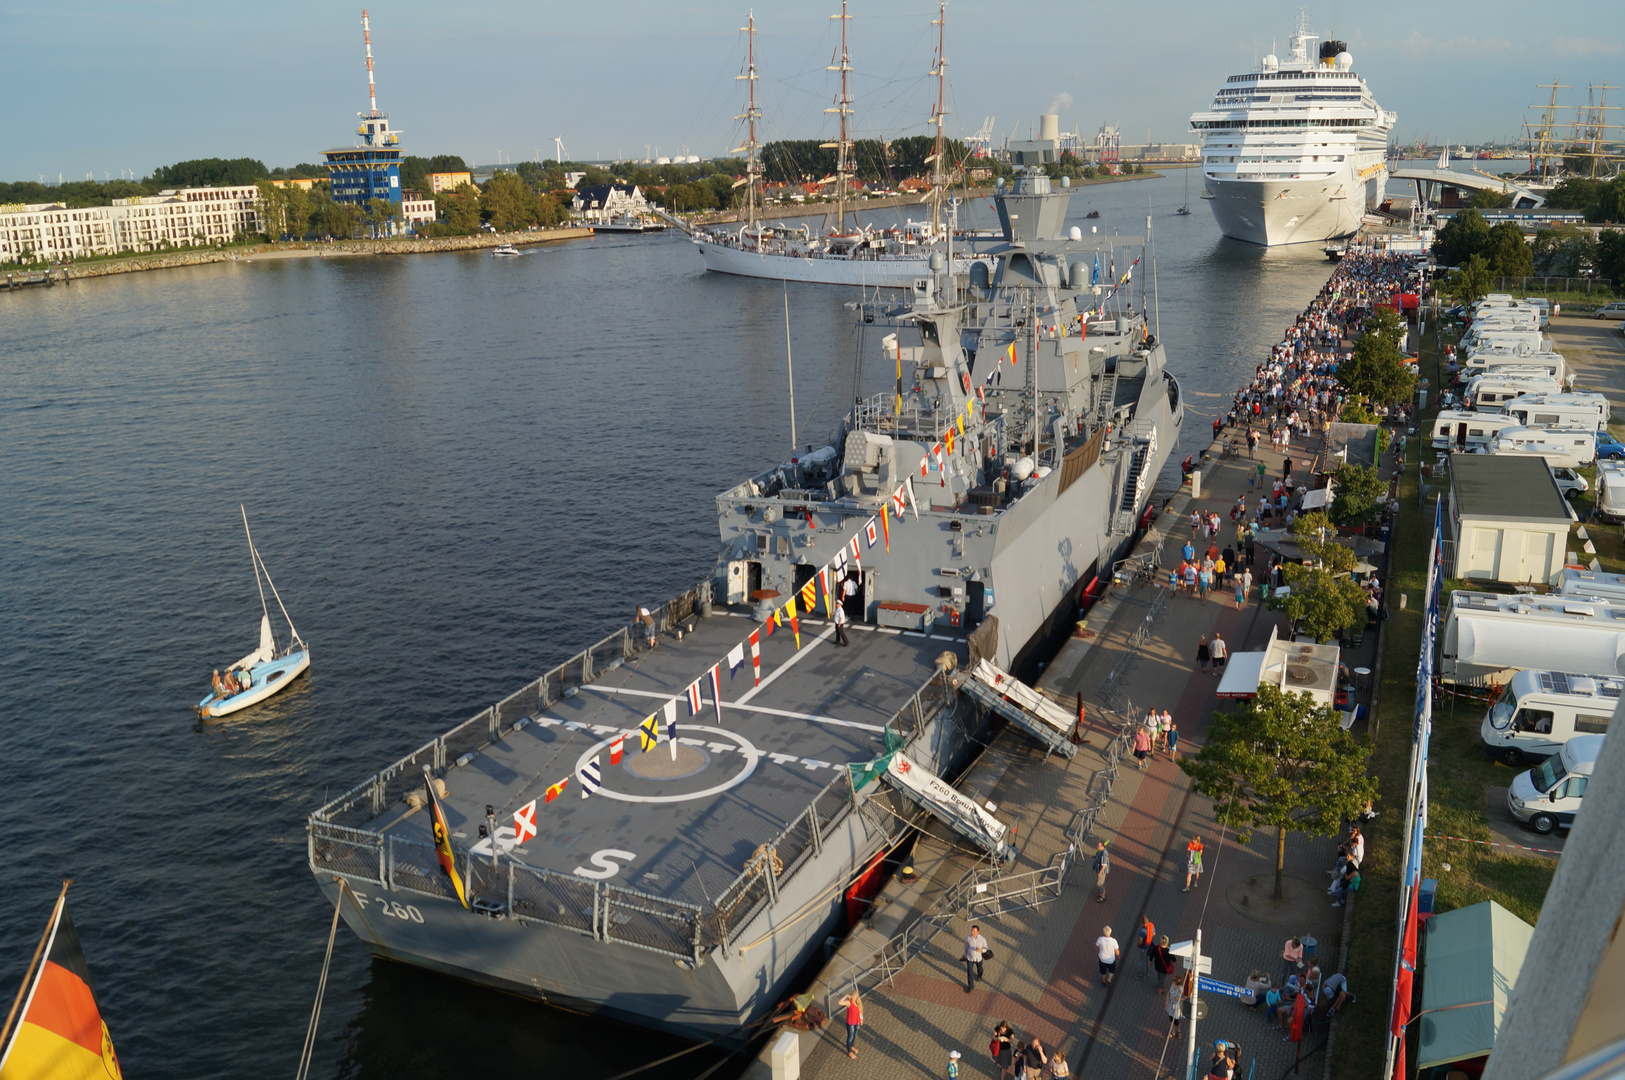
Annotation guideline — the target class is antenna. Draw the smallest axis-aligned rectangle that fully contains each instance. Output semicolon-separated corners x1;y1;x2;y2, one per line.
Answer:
824;1;854;233
361;9;379;118
927;1;948;237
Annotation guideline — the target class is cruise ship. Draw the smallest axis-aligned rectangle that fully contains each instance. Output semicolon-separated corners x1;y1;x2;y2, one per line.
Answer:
1189;16;1396;246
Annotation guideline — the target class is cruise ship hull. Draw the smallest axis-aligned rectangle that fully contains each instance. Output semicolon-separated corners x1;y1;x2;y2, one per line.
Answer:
1205;164;1385;247
695;234;993;287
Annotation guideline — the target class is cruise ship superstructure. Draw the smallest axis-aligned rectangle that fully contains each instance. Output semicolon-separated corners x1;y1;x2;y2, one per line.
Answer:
1189;16;1396;246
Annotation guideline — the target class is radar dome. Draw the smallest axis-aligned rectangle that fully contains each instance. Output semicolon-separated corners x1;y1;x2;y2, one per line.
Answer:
1336;51;1353;70
1069;226;1083;241
1262;53;1279;71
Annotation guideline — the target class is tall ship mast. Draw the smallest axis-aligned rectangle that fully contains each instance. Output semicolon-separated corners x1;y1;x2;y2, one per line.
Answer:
307;165;1184;1042
1189;12;1396;246
690;6;993;287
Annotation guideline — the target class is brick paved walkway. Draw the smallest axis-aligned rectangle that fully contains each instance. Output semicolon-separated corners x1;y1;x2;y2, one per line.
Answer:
782;426;1372;1080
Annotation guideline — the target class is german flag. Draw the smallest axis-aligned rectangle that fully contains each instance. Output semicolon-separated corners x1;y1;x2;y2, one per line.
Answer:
0;893;122;1080
421;766;469;909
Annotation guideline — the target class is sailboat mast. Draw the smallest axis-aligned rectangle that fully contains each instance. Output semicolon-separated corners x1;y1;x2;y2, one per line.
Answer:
929;1;947;237
241;505;271;626
735;11;762;228
826;1;853;232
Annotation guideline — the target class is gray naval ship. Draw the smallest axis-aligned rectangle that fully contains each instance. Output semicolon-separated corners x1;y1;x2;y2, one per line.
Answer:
306;168;1184;1042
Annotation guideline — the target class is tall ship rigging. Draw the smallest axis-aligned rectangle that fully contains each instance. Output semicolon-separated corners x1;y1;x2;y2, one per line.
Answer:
1189;14;1396;246
692;4;993;286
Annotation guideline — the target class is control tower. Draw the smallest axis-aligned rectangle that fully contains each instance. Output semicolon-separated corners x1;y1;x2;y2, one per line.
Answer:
322;9;405;206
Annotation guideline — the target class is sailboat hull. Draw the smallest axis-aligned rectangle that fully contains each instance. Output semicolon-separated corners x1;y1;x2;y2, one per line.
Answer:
694;234;994;287
197;649;311;718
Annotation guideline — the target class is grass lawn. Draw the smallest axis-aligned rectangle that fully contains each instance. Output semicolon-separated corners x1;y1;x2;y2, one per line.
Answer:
1328;329;1557;1080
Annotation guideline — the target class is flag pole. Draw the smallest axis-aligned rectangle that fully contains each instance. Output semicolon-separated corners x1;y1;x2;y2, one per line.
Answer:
784;282;798;452
0;879;71;1055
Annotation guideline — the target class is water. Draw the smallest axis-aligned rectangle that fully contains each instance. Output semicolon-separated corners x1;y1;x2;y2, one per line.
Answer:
0;170;1334;1079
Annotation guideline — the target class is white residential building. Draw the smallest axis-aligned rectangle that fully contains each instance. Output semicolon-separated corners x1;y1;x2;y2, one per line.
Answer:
0;185;261;263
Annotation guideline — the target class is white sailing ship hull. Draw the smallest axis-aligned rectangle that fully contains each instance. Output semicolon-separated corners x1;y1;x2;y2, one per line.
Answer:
1204;160;1385;247
694;235;994;287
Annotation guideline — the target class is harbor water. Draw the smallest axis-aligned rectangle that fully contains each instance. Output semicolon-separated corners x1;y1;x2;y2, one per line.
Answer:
0;169;1335;1079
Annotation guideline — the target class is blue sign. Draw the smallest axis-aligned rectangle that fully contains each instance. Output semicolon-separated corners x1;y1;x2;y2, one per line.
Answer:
1198;976;1248;1000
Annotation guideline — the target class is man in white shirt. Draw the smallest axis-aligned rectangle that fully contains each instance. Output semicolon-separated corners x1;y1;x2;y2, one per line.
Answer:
962;925;989;992
833;602;849;647
1209;633;1228;678
1096;925;1120;986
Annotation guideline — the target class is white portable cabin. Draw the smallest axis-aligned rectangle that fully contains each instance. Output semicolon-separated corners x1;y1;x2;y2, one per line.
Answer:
1446;453;1573;591
1440;591;1625;685
1431;410;1527;451
1502;393;1610;433
1489;427;1596;469
1480;669;1620;764
1464;370;1563;411
1596;462;1625;524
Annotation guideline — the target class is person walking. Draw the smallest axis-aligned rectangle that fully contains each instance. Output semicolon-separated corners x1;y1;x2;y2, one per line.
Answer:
947;1050;962;1080
1151;935;1176;992
1242;568;1254;604
962;925;989;992
839;991;864;1058
1022;1037;1048;1080
1165;719;1180;761
1133;725;1153;770
833;601;850;647
1210;633;1228;678
991;1022;1016;1080
1167;972;1192;1037
1050;1050;1070;1080
1092;841;1110;902
1196;635;1211;672
1096;926;1120;986
1136;916;1157;979
1184;835;1205;891
1234;574;1246;609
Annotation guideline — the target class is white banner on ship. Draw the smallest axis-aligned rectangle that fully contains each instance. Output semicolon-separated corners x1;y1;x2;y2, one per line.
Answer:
884;752;1008;854
969;659;1075;735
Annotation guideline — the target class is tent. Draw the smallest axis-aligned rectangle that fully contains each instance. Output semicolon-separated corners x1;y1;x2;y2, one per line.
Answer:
1417;901;1534;1073
1215;651;1268;699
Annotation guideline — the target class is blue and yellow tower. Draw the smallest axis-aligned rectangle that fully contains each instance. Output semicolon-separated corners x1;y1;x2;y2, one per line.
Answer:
322;10;404;206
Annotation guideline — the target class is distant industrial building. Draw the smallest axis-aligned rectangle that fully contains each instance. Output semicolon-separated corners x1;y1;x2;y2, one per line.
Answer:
428;171;472;193
0;186;260;262
321;11;405;209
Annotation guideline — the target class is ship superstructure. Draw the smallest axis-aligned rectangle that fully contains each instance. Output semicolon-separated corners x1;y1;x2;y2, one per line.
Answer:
306;170;1182;1042
1189;14;1395;246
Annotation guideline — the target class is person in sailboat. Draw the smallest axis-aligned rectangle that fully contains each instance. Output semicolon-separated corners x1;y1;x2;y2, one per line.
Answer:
212;670;225;700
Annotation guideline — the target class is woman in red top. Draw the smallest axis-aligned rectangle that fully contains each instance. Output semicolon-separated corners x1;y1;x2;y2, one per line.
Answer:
840;992;864;1058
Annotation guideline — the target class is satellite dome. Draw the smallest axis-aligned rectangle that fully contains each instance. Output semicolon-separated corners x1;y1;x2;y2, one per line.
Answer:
1262;53;1279;71
1336;51;1353;70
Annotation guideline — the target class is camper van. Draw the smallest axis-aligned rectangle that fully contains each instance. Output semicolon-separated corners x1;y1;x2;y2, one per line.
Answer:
1506;734;1605;834
1489;427;1596;469
1431;409;1525;451
1440;590;1625;685
1502;392;1610;433
1480;669;1619;764
1460;349;1568;384
1461;325;1545;353
1596;462;1625;523
1556;567;1625;601
1467;371;1563;411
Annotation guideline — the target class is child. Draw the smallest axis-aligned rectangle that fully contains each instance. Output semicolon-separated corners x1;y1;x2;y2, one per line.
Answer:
1051;1050;1071;1079
1266;985;1284;1029
948;1050;961;1080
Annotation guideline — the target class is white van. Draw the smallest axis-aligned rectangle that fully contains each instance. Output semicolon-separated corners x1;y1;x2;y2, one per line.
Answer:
1506;734;1606;834
1489;427;1596;469
1467;371;1563;411
1431;409;1525;451
1502;392;1610;433
1481;669;1618;764
1596;463;1625;523
1556;567;1625;600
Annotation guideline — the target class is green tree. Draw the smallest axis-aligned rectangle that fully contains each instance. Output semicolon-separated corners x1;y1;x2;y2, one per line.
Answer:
1592;175;1625;224
435;184;483;235
1484;221;1533;279
151;157;269;187
1433;207;1490;266
1595;229;1625;288
255;181;288;238
1328;462;1384;526
1445;253;1494;307
1543;177;1600;212
365;198;402;238
1337;314;1415;407
480;172;535;231
1276;512;1369;643
1470;187;1513;209
1179;684;1378;900
284;184;312;239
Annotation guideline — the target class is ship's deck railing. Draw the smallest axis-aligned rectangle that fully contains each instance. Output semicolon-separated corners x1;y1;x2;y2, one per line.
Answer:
307;583;965;960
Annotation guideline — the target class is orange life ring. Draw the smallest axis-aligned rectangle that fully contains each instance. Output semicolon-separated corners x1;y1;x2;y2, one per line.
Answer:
960;372;971;394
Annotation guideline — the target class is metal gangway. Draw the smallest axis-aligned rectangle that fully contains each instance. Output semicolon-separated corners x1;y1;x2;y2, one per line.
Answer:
954;659;1078;759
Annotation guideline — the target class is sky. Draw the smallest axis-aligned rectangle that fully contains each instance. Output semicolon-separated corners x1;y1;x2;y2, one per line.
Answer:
3;0;1620;182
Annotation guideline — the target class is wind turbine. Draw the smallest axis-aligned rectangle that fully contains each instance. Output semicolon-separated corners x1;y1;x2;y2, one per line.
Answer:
553;134;568;164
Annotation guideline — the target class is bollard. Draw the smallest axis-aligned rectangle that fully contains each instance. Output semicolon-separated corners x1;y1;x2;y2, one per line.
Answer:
1190;470;1201;499
770;1030;800;1080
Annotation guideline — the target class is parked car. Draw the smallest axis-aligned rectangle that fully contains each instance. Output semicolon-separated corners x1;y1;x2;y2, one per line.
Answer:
1597;432;1625;460
1551;466;1589;496
1595;301;1625;319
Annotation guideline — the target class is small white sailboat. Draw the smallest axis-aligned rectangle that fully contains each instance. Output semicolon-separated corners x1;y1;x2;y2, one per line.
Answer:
197;507;310;718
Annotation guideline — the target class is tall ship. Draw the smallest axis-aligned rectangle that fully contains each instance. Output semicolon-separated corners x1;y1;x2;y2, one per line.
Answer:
1189;14;1396;246
306;169;1182;1042
692;5;993;286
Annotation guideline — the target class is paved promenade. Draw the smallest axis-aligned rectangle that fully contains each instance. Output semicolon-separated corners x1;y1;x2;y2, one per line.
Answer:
773;427;1375;1080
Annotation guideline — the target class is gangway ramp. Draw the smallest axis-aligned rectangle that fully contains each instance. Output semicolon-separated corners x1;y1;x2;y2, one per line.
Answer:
956;659;1079;760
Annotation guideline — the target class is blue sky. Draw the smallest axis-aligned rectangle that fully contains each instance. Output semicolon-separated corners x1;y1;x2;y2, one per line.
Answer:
2;0;1619;181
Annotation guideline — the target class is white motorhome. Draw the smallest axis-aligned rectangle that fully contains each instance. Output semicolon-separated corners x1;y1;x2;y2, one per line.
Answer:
1489;427;1596;469
1460;350;1567;384
1467;371;1563;411
1506;734;1605;834
1440;590;1625;685
1556;567;1625;601
1480;669;1619;764
1461;326;1546;353
1431;410;1526;451
1597;462;1625;523
1502;392;1610;433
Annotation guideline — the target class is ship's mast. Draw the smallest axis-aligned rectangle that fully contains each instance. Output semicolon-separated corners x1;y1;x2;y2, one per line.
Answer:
734;11;763;228
1530;80;1569;181
825;1;854;233
361;9;379;118
928;2;948;237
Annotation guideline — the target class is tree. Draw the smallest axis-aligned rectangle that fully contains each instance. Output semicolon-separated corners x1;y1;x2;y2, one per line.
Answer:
284;184;312;239
1444;253;1493;308
1433;207;1490;266
364;198;402;238
1179;685;1378;900
1531;226;1595;277
1544;177;1600;212
151;157;269;187
1470;187;1513;209
1484;221;1533;279
1276;512;1369;643
480;172;535;231
1328;462;1384;526
255;181;288;238
434;184;483;235
1591;176;1625;224
1337;313;1415;407
1595;229;1625;288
